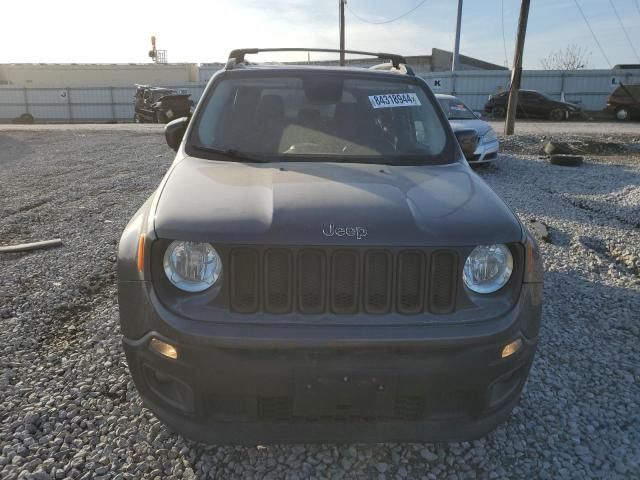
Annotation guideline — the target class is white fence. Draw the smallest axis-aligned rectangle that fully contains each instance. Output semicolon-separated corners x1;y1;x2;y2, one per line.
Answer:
421;68;640;111
0;83;207;123
1;69;639;123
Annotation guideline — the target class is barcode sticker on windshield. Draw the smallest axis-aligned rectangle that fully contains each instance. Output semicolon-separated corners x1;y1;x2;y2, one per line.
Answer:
368;93;421;108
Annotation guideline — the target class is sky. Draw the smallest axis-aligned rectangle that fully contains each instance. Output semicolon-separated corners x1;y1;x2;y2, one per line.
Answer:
1;0;639;69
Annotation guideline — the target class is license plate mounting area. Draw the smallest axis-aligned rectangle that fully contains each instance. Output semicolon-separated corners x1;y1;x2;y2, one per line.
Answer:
293;370;396;418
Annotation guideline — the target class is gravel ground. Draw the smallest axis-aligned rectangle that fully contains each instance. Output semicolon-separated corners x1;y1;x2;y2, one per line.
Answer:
486;120;640;136
1;127;639;479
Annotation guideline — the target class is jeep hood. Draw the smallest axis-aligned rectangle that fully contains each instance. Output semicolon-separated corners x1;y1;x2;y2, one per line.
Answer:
153;156;522;246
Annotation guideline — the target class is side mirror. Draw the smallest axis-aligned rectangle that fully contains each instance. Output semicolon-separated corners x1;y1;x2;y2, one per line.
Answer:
165;117;189;151
454;128;479;159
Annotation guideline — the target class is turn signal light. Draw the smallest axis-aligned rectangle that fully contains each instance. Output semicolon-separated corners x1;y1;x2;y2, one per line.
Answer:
501;338;522;359
149;338;178;360
137;234;145;273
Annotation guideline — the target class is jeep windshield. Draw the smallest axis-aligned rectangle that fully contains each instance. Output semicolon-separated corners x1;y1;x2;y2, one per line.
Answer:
189;71;455;165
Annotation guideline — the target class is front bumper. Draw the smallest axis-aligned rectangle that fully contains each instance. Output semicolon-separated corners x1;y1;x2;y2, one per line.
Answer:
119;281;541;445
467;139;499;164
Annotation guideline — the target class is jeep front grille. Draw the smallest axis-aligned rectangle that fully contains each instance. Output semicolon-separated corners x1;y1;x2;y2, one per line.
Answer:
228;247;459;315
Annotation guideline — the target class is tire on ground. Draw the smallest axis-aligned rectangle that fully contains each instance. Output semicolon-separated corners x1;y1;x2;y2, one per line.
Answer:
12;113;34;124
493;106;506;118
543;141;574;156
549;108;566;121
550;154;584;167
615;107;630;122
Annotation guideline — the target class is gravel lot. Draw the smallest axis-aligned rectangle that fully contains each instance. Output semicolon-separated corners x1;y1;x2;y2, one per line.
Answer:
486;120;640;136
1;126;639;479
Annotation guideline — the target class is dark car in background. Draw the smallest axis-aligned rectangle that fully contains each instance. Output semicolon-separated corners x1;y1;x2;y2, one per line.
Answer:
118;48;543;445
134;85;193;123
604;84;640;121
484;89;584;121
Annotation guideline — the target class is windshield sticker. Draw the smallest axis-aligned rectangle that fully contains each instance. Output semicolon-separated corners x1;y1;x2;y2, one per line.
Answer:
368;93;421;109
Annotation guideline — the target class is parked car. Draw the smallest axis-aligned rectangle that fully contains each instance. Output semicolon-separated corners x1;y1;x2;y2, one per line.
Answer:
484;89;584;121
134;85;193;123
118;48;543;445
603;83;640;121
436;94;499;164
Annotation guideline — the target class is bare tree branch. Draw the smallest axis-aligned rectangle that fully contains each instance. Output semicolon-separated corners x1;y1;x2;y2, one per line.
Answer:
540;44;591;70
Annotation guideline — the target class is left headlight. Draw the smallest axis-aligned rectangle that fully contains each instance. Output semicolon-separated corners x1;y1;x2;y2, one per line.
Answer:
482;129;498;144
463;244;513;294
163;241;222;292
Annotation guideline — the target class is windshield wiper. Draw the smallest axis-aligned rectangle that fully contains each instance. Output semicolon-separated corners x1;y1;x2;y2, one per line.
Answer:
192;145;271;163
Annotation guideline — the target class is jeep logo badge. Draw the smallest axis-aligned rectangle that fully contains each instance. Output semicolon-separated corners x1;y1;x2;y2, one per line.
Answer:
322;223;368;240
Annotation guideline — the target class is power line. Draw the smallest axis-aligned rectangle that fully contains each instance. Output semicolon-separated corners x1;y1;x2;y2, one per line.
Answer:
608;0;640;63
346;0;428;25
501;0;509;68
572;0;612;67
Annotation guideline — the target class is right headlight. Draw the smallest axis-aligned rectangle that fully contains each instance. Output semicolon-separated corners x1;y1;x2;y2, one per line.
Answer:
463;244;513;294
482;129;498;144
163;241;222;292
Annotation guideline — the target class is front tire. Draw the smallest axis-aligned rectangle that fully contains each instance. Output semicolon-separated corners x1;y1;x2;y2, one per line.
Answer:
549;108;566;121
155;111;168;124
492;106;506;118
615;107;630;121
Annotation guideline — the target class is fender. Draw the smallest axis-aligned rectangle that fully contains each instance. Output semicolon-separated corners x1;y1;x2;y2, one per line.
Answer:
117;197;154;281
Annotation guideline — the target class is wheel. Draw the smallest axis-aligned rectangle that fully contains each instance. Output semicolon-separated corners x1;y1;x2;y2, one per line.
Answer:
12;113;34;124
133;113;142;124
615;107;630;121
493;106;506;118
549;108;566;121
155;111;168;124
550;154;583;167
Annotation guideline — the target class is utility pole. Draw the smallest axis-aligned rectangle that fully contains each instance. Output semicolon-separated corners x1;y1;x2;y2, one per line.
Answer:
451;0;463;72
505;0;530;135
339;0;346;66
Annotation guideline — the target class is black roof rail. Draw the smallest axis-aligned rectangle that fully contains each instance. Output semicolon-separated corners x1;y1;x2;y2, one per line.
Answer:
227;48;410;70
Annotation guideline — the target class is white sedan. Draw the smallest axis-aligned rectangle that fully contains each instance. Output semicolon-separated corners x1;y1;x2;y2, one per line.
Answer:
436;94;499;165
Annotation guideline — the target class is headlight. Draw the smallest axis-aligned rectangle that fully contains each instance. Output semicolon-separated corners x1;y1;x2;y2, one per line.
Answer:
482;129;498;144
163;241;221;292
463;244;513;294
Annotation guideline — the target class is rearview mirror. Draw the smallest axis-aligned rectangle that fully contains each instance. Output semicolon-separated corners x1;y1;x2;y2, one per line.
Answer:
165;117;189;151
454;129;479;159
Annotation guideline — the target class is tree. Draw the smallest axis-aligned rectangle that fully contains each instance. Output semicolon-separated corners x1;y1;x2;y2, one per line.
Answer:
540;45;591;70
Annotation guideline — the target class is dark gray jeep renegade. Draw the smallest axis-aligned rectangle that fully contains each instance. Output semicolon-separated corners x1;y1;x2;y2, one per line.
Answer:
118;48;543;445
